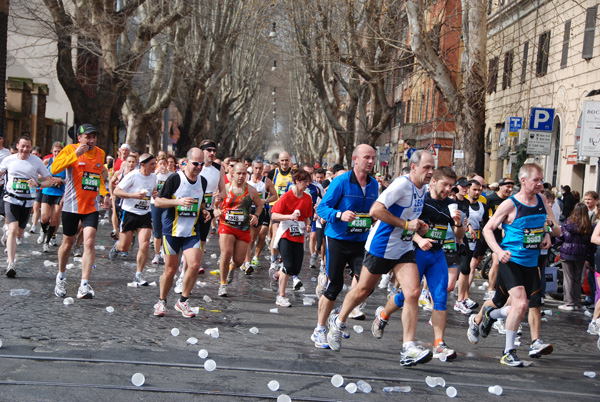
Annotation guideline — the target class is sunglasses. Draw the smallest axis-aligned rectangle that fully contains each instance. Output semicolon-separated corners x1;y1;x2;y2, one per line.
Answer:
205;148;216;153
189;161;203;167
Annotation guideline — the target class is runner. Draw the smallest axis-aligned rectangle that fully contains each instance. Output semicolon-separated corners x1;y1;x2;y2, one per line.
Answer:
369;166;461;363
110;153;158;286
455;179;485;314
214;162;263;297
153;147;210;318
0;136;56;277
270;169;313;307
51;125;108;299
244;160;277;272
467;163;556;367
38;142;66;252
108;154;138;242
267;152;294;276
310;144;379;348
174;140;226;293
326;151;432;366
28;146;43;235
150;155;174;264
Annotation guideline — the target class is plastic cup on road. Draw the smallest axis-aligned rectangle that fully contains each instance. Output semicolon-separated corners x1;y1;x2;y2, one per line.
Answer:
446;386;457;398
331;374;344;387
488;385;503;395
439;353;447;362
249;327;259;334
63;297;74;305
270;308;279;314
353;325;364;334
171;328;180;337
204;359;216;372
0;339;3;348
210;329;219;338
345;382;357;393
436;377;446;387
268;380;280;391
277;395;291;402
198;349;208;359
426;376;438;388
203;295;212;303
106;306;114;313
131;373;145;387
583;371;596;378
187;337;198;345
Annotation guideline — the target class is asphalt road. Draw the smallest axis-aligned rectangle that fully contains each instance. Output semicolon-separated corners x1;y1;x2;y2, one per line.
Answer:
0;217;599;401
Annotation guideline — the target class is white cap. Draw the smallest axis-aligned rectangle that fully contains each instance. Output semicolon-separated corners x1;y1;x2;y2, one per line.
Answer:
120;144;131;150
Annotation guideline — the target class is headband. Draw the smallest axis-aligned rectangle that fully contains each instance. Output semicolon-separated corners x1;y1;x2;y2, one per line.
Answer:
140;154;155;164
200;142;217;150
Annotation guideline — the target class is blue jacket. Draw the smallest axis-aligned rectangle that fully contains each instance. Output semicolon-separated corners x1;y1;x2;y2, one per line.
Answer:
317;170;379;242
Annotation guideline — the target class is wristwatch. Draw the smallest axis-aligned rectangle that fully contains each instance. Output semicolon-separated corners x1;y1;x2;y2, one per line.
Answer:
335;211;342;220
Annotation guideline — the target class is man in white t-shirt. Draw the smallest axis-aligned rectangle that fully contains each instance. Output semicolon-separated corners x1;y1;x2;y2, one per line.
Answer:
0;136;57;277
110;153;157;286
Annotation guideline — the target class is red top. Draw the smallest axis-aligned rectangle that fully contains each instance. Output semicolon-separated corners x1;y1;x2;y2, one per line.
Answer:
272;189;313;243
114;158;124;172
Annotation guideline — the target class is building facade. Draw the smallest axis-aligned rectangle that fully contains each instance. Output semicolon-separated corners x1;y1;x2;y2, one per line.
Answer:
486;0;600;192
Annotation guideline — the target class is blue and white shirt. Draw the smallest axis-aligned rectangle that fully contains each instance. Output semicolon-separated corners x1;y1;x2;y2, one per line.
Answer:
365;175;425;259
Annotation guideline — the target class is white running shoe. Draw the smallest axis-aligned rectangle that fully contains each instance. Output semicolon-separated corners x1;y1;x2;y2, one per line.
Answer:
276;295;291;307
174;275;184;294
77;283;95;299
37;232;45;244
453;300;472;315
151;254;160;265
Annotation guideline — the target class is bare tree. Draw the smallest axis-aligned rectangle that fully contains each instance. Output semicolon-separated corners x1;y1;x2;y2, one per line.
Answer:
406;0;486;174
41;0;185;149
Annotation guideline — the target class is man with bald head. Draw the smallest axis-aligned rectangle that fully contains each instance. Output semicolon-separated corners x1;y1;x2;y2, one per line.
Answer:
266;151;294;285
311;144;379;348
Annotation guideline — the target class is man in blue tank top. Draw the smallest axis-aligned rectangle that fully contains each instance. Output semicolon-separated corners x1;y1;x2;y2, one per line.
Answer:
466;164;560;367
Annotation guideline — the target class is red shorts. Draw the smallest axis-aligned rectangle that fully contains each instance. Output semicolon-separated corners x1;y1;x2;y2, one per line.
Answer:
218;224;251;243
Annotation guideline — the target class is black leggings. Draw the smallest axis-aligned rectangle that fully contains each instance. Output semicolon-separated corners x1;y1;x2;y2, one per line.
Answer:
279;238;304;276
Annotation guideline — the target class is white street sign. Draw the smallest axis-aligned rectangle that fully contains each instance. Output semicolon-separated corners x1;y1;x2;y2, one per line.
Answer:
526;131;552;155
454;150;464;159
579;101;600;157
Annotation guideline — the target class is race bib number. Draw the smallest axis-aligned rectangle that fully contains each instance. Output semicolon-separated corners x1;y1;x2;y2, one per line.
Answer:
134;196;151;210
277;186;287;197
12;177;30;194
523;227;544;249
177;200;199;217
289;221;304;237
225;210;245;226
425;225;448;245
400;229;415;242
157;180;165;191
82;172;100;192
347;213;372;234
443;239;457;253
203;192;213;208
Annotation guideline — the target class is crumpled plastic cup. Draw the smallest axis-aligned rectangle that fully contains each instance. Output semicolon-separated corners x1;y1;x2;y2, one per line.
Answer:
63;297;74;305
345;382;357;393
105;306;114;313
171;328;180;337
488;385;503;395
353;325;364;334
249;327;259;334
187;337;198;345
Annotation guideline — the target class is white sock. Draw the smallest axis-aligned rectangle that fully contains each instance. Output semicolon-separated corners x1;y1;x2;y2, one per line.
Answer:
336;317;346;328
403;341;415;350
505;330;517;353
57;271;65;280
316;325;326;331
80;279;88;287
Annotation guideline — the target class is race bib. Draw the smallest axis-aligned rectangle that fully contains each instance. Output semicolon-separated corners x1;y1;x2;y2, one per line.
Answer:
134;196;151;210
203;192;213;208
277;186;287;197
347;213;372;234
157;180;165;191
425;225;448;246
443;239;457;253
12;177;30;194
289;221;305;237
82;172;100;192
176;200;199;217
225;210;245;226
523;227;544;249
466;229;481;242
400;229;415;242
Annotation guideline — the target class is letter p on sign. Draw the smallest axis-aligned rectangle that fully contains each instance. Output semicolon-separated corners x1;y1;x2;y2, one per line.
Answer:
529;107;555;132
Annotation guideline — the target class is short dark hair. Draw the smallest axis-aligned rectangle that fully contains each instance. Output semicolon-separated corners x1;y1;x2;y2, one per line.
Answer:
332;163;345;174
315;168;326;175
432;166;457;182
292;169;311;183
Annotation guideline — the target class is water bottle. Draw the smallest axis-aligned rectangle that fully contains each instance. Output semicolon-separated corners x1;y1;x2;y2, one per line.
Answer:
10;289;30;296
382;386;411;393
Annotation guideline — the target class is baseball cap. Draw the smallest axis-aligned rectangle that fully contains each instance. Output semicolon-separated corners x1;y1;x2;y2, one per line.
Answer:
78;124;98;135
455;177;470;187
498;178;515;186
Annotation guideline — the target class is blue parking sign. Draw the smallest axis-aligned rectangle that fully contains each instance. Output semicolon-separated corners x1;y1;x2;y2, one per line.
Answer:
509;117;522;132
529;108;555;132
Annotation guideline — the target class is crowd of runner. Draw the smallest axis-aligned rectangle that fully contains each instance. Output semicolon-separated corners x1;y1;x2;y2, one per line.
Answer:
2;126;599;368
